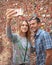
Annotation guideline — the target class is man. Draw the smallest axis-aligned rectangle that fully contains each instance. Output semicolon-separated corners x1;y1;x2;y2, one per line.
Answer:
29;16;52;65
50;32;52;39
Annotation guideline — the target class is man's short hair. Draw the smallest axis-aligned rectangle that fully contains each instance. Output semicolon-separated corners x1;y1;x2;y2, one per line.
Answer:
29;16;40;23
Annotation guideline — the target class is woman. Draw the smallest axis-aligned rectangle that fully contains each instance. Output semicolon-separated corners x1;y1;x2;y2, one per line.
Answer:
6;9;31;65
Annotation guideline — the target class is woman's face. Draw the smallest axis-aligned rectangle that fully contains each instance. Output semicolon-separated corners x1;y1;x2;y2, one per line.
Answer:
21;21;28;33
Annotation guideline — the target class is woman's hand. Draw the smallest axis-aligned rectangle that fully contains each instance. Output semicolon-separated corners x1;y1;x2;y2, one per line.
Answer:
6;9;17;22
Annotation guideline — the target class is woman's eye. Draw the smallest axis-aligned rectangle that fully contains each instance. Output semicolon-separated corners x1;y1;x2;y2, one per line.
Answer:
22;25;28;26
26;25;28;26
21;24;24;26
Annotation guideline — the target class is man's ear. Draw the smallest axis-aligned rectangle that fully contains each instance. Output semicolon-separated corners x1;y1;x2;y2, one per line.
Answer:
38;22;41;27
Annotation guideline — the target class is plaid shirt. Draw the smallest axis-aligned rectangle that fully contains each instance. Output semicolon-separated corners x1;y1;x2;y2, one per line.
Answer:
34;29;52;65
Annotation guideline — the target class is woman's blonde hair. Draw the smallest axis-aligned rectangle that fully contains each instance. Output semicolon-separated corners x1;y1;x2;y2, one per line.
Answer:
19;20;31;41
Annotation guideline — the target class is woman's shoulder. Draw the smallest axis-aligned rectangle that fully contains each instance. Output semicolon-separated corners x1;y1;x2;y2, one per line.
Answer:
12;33;19;38
11;33;20;43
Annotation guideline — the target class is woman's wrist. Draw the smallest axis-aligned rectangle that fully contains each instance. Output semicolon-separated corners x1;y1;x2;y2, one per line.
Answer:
6;18;12;26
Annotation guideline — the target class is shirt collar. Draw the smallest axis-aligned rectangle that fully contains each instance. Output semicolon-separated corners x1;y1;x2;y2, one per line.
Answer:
35;29;42;36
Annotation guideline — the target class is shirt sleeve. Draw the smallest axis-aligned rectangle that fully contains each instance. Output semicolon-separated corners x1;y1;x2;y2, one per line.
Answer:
43;31;52;50
6;25;17;43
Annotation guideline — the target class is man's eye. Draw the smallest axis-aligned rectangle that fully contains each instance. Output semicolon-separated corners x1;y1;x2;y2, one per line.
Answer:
33;23;35;24
31;23;35;25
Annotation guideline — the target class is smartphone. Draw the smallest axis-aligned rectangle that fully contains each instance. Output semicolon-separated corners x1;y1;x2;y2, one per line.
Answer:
7;8;24;16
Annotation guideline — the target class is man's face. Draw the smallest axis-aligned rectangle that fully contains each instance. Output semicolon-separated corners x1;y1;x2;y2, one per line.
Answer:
29;19;39;32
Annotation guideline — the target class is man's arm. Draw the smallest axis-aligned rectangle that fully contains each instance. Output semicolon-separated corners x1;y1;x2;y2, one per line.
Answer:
45;49;52;65
43;31;52;65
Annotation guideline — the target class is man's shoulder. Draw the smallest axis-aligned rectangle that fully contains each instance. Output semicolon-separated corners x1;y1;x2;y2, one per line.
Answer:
40;29;51;40
39;29;49;37
40;29;48;35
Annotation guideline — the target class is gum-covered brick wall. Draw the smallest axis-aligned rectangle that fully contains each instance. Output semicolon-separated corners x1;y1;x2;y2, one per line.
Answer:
0;0;52;65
